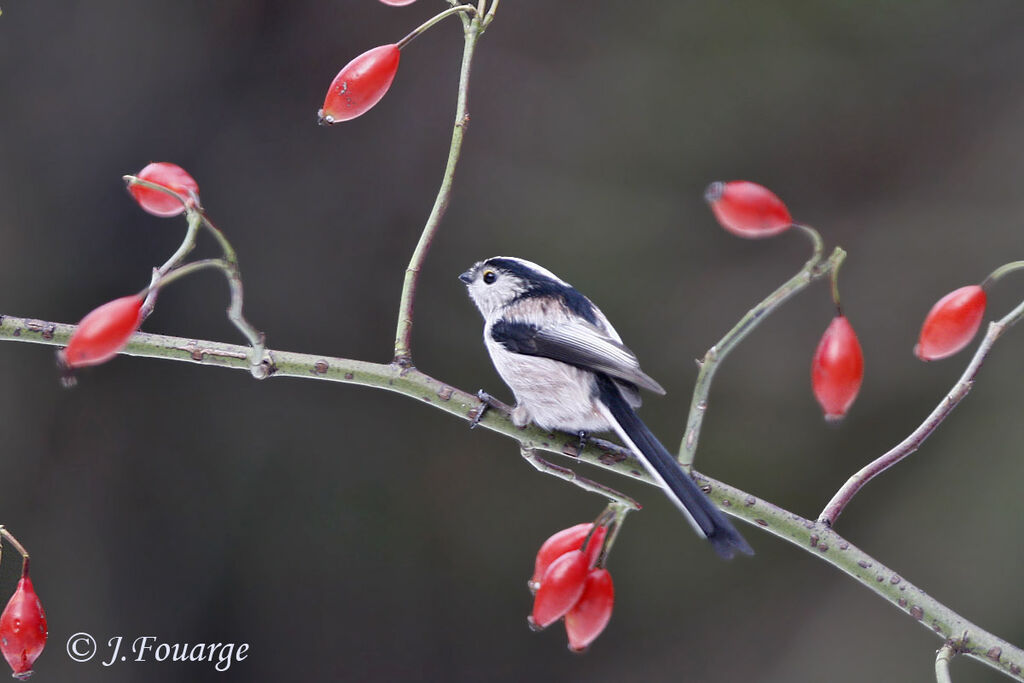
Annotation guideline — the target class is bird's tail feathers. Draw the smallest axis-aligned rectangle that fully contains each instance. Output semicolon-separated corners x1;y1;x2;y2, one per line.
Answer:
595;375;753;559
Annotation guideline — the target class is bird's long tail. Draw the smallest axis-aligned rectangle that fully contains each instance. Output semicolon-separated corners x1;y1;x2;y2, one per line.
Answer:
595;375;753;559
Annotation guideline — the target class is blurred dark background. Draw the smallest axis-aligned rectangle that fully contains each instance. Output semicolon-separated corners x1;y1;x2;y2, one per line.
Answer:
1;1;1023;681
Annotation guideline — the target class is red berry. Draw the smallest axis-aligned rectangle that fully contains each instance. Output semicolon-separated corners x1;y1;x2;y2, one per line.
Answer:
705;180;793;238
529;524;606;592
915;285;987;361
61;295;145;369
530;550;589;630
318;45;401;124
581;526;607;570
0;574;47;679
128;162;200;217
531;524;590;590
811;315;864;422
564;568;614;652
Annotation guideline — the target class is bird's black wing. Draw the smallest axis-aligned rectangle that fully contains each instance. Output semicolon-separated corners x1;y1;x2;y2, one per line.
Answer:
490;319;666;395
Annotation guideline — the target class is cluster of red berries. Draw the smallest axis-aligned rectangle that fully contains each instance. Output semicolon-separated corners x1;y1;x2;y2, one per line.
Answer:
0;533;47;680
528;523;614;652
59;162;200;375
705;180;999;421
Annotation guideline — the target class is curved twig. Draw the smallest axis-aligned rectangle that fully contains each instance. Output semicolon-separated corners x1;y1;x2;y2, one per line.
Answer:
819;299;1024;526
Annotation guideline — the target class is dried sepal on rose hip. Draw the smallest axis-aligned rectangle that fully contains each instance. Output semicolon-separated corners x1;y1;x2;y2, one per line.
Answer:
529;550;589;630
59;294;145;370
811;315;864;422
914;285;987;361
705;180;793;238
530;523;606;593
0;571;47;680
128;162;200;217
318;44;401;124
564;568;614;652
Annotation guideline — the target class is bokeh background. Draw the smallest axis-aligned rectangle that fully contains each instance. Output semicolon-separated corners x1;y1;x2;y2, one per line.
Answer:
1;1;1023;681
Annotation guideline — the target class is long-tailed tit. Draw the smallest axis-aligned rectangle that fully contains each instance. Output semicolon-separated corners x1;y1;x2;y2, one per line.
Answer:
460;256;752;559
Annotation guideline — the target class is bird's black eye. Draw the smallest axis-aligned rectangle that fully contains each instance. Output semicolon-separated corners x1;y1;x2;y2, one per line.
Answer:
483;270;497;285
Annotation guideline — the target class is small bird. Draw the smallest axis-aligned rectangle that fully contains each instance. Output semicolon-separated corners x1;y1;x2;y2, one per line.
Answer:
460;256;752;559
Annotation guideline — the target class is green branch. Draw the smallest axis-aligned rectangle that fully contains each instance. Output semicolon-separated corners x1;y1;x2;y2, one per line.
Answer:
2;313;1021;681
393;9;484;365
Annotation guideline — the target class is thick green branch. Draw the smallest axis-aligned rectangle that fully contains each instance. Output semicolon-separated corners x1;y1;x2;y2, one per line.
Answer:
2;312;1021;681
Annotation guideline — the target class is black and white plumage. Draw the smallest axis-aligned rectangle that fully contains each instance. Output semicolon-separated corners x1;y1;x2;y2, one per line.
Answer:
460;256;753;559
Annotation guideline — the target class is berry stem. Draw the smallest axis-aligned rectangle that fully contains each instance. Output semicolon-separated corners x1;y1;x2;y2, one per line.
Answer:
157;206;202;274
393;8;486;366
829;249;844;314
819;295;1024;527
152;258;232;289
142;210;204;320
2;313;1023;679
676;224;838;470
518;446;640;510
981;260;1024;290
396;5;476;50
482;0;500;28
592;503;629;568
0;526;30;577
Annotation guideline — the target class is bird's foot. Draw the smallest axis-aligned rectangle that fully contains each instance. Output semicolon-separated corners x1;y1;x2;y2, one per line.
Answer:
470;390;511;428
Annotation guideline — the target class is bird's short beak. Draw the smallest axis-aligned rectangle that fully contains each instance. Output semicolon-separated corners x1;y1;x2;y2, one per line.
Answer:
458;270;474;284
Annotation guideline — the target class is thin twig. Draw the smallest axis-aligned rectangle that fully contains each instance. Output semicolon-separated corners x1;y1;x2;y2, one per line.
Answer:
392;10;482;365
150;257;267;371
118;181;269;377
819;298;1024;526
936;644;955;683
677;225;838;470
482;0;500;28
519;446;641;510
981;260;1024;290
395;4;475;50
197;212;271;378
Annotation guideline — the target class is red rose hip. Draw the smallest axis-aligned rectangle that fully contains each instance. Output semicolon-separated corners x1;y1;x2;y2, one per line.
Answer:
128;162;200;217
0;574;47;679
531;524;591;591
705;181;793;238
915;285;987;361
811;315;864;422
530;524;606;592
319;44;401;124
564;568;614;652
530;550;589;630
61;295;145;368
